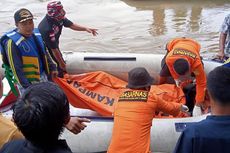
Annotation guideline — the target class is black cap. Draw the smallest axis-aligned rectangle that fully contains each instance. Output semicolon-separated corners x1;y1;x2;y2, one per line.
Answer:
14;8;33;23
127;67;154;89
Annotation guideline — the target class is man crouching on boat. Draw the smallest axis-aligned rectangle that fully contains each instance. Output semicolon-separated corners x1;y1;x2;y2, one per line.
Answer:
159;37;207;116
107;67;189;153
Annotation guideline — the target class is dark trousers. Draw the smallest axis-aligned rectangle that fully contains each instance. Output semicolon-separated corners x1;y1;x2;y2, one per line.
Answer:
183;84;196;113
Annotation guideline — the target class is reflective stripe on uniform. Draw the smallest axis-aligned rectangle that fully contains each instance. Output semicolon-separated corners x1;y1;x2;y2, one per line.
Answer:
7;39;20;83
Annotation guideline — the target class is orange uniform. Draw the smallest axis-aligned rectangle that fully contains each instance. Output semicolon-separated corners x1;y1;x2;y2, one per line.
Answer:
165;38;206;104
107;86;182;153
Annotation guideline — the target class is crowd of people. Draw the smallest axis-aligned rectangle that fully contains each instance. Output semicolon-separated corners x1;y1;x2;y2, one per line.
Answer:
0;1;93;152
0;1;230;153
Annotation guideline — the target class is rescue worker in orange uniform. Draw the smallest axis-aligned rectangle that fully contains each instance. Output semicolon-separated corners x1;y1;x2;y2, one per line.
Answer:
159;38;207;116
107;67;189;153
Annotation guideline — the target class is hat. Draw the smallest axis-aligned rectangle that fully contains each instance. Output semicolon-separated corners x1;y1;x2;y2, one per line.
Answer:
47;1;64;18
127;67;154;89
14;8;33;23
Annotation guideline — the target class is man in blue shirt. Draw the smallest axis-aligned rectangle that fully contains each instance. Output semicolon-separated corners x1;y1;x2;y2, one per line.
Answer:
173;66;230;153
0;8;58;94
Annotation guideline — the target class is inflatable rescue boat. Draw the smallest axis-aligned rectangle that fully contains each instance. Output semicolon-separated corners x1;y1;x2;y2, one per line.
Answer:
0;52;222;153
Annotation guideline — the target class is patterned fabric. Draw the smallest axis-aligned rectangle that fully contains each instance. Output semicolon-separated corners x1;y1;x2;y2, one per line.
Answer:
220;14;230;55
47;1;65;20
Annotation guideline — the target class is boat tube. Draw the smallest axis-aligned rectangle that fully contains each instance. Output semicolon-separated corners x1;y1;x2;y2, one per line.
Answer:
64;52;221;81
62;114;208;153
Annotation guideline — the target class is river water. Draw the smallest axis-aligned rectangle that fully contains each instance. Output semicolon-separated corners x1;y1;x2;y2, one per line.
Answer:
0;0;230;56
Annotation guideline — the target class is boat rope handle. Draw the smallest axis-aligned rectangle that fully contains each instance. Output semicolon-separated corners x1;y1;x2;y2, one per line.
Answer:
3;64;19;96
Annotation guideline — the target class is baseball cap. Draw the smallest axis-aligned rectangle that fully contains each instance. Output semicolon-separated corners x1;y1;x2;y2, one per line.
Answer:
127;67;154;89
14;8;33;23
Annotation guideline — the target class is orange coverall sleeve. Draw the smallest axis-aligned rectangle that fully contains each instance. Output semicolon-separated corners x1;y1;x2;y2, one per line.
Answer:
152;94;181;117
194;64;207;105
